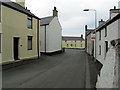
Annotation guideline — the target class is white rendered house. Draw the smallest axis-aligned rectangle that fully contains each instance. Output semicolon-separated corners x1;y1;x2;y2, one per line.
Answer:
95;7;120;64
40;7;62;54
0;2;2;63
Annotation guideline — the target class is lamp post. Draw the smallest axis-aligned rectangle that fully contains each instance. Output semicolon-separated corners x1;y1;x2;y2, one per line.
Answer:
83;9;97;61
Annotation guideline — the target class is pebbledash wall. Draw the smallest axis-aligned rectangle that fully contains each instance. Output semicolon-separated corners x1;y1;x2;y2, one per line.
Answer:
96;39;120;88
0;3;2;63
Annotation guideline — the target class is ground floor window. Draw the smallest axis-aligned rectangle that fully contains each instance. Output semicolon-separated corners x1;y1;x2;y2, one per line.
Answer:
105;41;108;53
28;36;32;50
67;44;69;47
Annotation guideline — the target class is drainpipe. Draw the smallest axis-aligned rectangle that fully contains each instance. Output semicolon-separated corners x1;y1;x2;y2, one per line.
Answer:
45;25;47;53
37;19;40;59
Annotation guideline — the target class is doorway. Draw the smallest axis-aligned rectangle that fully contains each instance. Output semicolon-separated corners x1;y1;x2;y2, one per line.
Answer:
13;37;19;60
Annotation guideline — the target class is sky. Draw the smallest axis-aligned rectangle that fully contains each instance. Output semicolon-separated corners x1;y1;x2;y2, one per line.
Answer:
11;0;120;37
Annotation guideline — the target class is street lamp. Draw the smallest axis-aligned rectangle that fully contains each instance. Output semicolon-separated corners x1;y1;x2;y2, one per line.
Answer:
83;9;97;28
83;9;97;62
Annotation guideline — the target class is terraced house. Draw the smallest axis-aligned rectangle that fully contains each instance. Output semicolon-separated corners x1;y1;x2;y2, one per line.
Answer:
0;0;40;64
62;35;85;49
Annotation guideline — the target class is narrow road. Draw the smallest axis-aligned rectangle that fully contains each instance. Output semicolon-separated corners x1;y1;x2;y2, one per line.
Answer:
3;49;88;88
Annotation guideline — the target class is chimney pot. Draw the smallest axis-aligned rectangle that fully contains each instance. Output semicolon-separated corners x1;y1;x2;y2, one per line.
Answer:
53;6;58;17
16;0;25;7
99;19;105;26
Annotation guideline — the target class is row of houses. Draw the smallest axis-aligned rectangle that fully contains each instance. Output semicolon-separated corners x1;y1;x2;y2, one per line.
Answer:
85;1;120;88
62;35;85;49
0;0;62;64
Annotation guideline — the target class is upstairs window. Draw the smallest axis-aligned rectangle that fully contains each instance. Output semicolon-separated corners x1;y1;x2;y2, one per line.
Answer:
99;45;101;55
0;2;1;22
99;31;101;40
105;26;107;37
27;16;32;29
28;36;32;50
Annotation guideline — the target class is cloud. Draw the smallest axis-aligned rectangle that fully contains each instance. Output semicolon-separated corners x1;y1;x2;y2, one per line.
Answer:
11;0;120;37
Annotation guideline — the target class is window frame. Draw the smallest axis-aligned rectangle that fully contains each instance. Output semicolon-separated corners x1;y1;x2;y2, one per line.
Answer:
99;45;101;55
0;2;1;22
99;30;101;40
28;36;33;50
105;26;107;37
27;16;32;29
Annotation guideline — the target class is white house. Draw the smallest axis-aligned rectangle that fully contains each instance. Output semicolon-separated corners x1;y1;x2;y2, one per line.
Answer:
40;7;62;54
96;7;120;64
0;2;2;63
85;25;94;56
95;6;120;88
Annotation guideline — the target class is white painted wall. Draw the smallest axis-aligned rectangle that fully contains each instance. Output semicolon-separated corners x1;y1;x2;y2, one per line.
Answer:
118;19;120;38
96;46;116;88
118;1;120;8
48;17;62;52
0;23;2;63
96;20;119;64
40;17;62;53
87;33;94;55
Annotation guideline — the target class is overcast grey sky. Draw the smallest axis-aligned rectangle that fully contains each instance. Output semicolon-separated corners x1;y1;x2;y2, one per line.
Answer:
11;0;120;37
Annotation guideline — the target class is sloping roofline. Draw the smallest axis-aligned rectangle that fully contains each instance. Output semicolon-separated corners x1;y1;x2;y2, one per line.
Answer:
62;36;84;41
40;16;54;26
1;1;40;19
95;13;120;32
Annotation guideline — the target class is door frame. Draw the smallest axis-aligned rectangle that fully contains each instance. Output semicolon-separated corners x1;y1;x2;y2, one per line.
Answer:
13;37;20;60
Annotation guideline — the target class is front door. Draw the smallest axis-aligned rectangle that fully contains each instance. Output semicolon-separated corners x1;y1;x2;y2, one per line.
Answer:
13;37;19;60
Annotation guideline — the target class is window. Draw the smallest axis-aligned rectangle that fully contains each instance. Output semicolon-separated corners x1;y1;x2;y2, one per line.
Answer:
28;36;32;50
0;34;1;53
99;45;101;55
81;44;82;47
105;41;108;53
99;31;101;40
27;16;32;29
105;26;107;37
0;2;1;22
71;44;73;47
67;44;69;47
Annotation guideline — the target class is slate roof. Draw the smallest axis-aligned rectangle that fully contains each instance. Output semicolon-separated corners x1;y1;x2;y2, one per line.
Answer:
95;13;120;32
1;0;39;19
40;16;54;26
62;37;84;41
86;29;94;36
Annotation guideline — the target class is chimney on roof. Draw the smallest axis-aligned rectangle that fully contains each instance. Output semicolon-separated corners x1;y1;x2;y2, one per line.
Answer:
81;34;83;39
99;19;105;26
110;6;120;19
53;7;58;17
16;0;25;7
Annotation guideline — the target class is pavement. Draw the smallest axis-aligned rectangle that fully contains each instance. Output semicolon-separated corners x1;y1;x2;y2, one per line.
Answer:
2;49;101;89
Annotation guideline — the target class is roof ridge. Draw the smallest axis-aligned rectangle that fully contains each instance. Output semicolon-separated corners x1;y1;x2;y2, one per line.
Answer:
41;16;54;19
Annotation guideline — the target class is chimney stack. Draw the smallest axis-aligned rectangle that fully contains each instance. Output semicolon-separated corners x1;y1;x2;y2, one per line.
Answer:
99;19;105;26
53;7;58;17
16;0;25;7
110;6;120;19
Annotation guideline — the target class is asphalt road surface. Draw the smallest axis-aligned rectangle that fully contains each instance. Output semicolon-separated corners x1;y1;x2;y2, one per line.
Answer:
3;49;89;88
